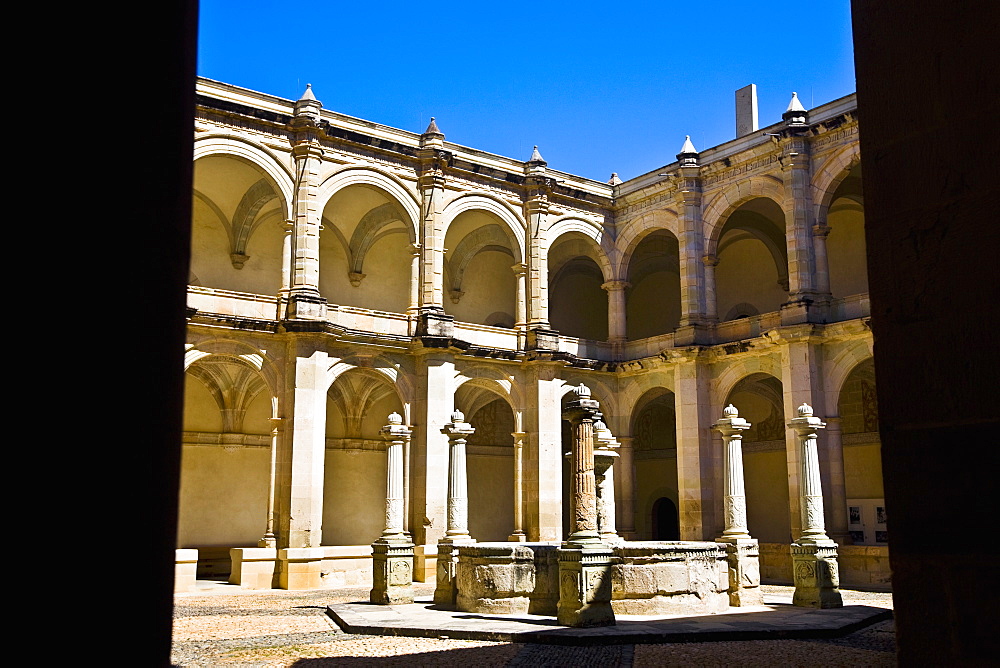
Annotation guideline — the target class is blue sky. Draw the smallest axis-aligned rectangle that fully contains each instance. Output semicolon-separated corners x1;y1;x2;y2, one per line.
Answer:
198;1;856;182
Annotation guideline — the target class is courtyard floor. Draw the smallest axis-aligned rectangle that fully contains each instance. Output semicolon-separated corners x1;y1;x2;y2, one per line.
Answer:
172;582;895;667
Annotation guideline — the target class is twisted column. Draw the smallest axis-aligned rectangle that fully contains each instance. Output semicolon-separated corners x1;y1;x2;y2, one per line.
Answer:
562;384;602;546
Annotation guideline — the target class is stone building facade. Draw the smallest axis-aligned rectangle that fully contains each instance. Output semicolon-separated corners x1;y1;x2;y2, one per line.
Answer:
178;77;886;590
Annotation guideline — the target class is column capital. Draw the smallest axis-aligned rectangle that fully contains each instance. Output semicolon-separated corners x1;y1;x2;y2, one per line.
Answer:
702;253;719;267
788;403;827;437
813;222;832;238
511;262;527;276
380;412;412;442
712;404;750;437
441;411;475;439
600;280;630;292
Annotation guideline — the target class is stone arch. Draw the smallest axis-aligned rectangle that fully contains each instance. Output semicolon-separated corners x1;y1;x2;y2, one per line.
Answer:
326;354;414;406
715;356;782;408
192;135;294;220
454;365;522;412
813;143;862;221
618;374;676;425
558;376;618;419
183;339;280;398
616;209;680;279
448;224;516;295
441;193;526;264
703;178;786;255
348;202;410;275
827;341;876;415
545;217;614;281
316;166;420;243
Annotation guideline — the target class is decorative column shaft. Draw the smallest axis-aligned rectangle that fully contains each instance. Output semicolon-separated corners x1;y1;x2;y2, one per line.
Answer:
508;431;527;541
789;403;843;608
524;154;551;330
371;412;414;605
442;411;475;542
418;120;449;313
712;404;763;606
713;405;751;539
780;101;817;303
434;411;476;607
675;139;707;327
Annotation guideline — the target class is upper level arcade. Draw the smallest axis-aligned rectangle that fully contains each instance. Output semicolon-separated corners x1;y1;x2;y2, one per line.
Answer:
189;79;865;363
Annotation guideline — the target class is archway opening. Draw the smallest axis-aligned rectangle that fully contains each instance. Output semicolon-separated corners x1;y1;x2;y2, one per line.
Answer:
826;162;868;299
838;357;885;545
457;389;516;542
323;368;404;546
651;497;680;540
626;231;681;340
190;155;285;295
715;198;787;321
320;184;413;313
548;234;608;340
630;387;678;539
724;373;789;544
444;210;517;327
178;356;272;578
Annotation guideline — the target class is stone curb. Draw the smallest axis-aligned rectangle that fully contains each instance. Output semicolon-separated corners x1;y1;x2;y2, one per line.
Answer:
326;602;893;646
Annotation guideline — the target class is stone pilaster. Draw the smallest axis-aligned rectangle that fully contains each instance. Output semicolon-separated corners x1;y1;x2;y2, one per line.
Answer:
371;412;415;605
562;384;602;546
789;403;843;608
675;137;710;334
780;95;818;310
417;119;449;314
287;85;327;320
812;221;833;299
522;362;563;542
276;341;328;550
524;150;551;330
593;419;621;544
672;351;717;539
616;436;637;540
712;404;763;606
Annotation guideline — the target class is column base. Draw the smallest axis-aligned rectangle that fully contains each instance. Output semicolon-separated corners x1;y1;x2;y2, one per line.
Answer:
278;547;325;590
286;293;327;320
791;541;844;608
507;531;527;542
556;546;615;627
230;547;278;589
371;540;415;604
175;549;198;593
525;328;560;351
415;311;455;338
434;538;476;607
717;537;763;606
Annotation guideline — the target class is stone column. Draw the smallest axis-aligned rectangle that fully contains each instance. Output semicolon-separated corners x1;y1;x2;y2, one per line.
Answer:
602;281;629;356
279;219;293;296
407;243;421;335
616;436;637;540
434;411;477;606
824;417;850;544
558;384;614;628
513;263;528;348
702;254;719;322
789;403;843;608
812;221;832;298
371;413;415;605
259;414;281;548
286;85;327;320
712;405;763;606
508;431;527;542
593;419;621;544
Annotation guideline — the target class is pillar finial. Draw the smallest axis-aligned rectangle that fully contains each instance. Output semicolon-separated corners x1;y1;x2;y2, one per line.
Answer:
677;135;699;166
724;404;739;417
797;403;813;417
783;91;808;126
573;383;591;398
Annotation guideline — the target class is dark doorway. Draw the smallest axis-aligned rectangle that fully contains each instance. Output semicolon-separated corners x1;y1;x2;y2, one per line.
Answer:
651;497;679;540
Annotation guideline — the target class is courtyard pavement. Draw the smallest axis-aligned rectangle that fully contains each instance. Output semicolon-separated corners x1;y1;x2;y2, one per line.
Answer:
172;581;896;666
